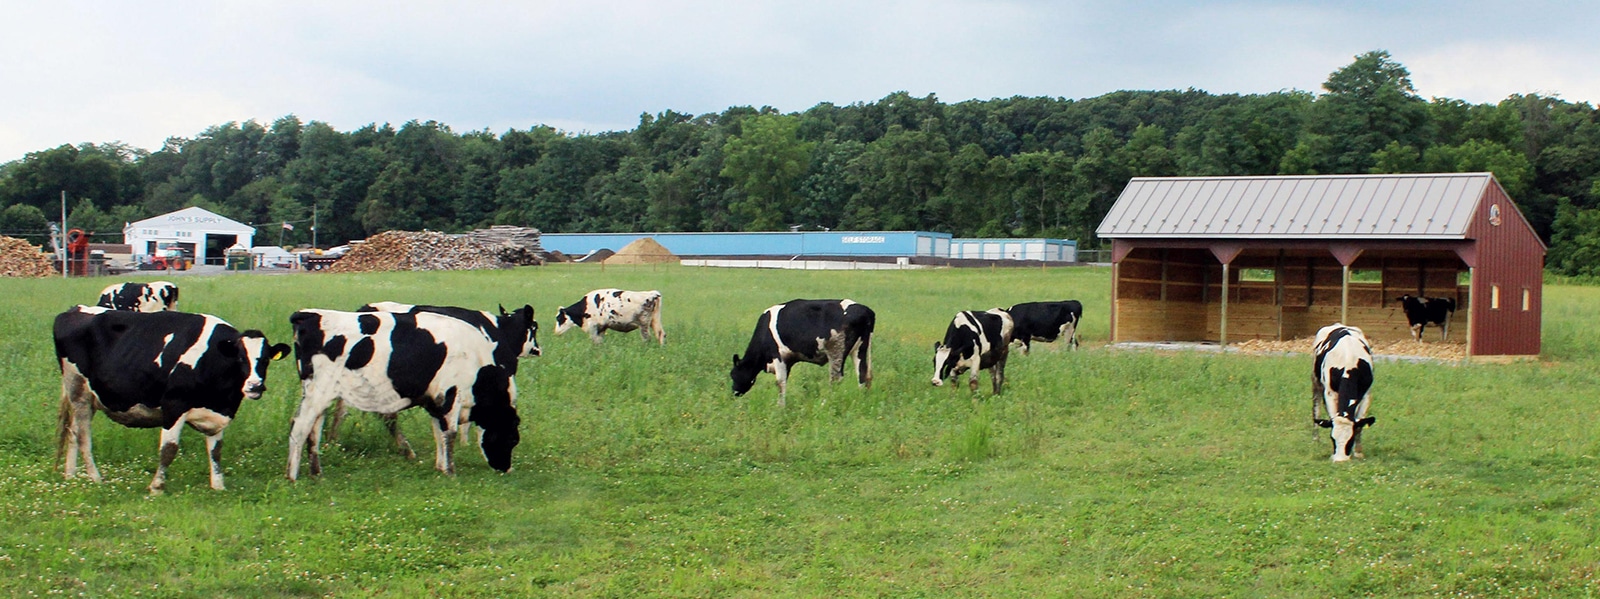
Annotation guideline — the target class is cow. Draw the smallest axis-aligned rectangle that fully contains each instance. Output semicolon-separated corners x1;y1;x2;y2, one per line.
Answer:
730;299;874;407
554;289;665;345
320;302;542;459
53;305;290;494
1006;300;1082;353
1394;294;1456;341
932;309;1015;394
1311;323;1376;462
97;281;179;312
286;306;537;479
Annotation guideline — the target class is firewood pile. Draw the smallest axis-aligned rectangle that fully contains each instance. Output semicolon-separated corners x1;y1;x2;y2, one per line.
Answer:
463;226;545;267
328;231;522;273
1234;337;1467;361
0;236;57;278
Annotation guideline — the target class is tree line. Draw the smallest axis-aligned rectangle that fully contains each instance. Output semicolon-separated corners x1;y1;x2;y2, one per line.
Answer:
3;51;1600;275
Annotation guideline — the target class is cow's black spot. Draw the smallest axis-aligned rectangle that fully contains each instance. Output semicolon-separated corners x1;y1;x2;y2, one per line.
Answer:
358;314;381;335
387;313;446;400
346;337;375;370
322;335;347;360
611;290;624;298
290;311;326;380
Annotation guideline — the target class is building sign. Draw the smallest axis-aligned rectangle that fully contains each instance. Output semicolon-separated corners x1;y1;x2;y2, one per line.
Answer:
166;215;228;224
840;235;886;244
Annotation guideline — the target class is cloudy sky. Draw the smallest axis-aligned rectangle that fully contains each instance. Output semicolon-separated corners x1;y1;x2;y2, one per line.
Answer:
3;1;1597;162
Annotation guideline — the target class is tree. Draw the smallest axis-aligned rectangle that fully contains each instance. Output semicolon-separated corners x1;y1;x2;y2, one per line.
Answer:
0;203;49;244
721;115;813;230
1308;50;1431;173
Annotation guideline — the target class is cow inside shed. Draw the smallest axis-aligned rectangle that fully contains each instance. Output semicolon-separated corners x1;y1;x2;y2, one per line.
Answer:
1394;294;1456;341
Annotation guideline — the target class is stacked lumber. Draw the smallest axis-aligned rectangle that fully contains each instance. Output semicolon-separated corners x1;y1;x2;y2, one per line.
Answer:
328;231;514;273
462;225;545;267
0;236;57;278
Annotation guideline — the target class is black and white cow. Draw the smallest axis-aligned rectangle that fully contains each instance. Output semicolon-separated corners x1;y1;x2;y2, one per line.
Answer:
53;305;289;493
1006;300;1082;353
97;281;179;312
932;309;1015;394
322;302;542;459
730;299;874;407
1394;294;1456;341
286;306;536;478
554;289;665;345
1311;323;1376;462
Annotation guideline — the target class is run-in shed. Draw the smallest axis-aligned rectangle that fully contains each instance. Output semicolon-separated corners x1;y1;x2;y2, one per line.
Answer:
1095;173;1544;361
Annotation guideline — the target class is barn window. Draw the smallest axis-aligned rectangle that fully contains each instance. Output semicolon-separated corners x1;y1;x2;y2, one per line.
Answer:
1240;268;1275;282
1350;269;1382;283
1522;288;1531;311
1491;285;1501;310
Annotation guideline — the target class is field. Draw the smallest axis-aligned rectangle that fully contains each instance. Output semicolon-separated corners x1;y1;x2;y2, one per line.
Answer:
1;264;1597;597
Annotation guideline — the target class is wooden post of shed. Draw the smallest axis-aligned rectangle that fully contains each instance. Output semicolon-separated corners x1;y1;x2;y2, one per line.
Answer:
1221;262;1230;346
1210;244;1243;347
1341;265;1350;323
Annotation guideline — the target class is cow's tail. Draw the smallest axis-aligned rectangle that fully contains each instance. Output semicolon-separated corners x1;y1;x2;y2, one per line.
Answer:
650;293;665;345
55;388;73;468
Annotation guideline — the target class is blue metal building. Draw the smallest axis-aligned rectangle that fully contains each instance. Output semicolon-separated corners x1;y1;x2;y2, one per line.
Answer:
948;238;1077;262
542;231;953;258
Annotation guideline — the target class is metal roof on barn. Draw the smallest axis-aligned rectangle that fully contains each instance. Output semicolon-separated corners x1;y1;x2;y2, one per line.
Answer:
1097;173;1497;239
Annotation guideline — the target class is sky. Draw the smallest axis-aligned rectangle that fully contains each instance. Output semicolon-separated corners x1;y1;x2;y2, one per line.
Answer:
2;0;1598;163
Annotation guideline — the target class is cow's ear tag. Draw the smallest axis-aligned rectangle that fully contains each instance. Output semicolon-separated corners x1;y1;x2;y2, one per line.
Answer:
272;344;291;361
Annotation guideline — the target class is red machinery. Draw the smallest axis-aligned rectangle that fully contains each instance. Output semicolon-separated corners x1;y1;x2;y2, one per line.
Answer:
65;228;90;276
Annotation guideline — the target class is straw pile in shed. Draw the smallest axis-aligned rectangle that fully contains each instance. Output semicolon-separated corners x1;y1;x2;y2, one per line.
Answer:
328;231;513;273
1233;337;1466;361
0;236;57;278
603;237;676;265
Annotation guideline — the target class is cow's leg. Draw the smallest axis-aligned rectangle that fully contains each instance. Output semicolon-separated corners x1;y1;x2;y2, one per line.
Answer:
149;423;183;495
325;399;348;442
1441;319;1450;342
650;311;666;345
1410;323;1423;342
1018;337;1031;355
386;414;416;459
992;356;1007;395
854;335;872;388
286;387;335;481
73;405;102;483
967;364;981;392
588;325;605;345
429;417;457;475
204;430;226;490
1067;321;1080;350
772;361;790;409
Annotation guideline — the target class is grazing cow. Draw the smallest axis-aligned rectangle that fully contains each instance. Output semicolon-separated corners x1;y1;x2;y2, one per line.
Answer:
554;289;665;345
1006;300;1082;353
730;299;874;406
1394;294;1456;341
1311;323;1376;462
53;306;289;493
323;302;542;458
286;306;536;479
97;281;179;312
932;309;1015;394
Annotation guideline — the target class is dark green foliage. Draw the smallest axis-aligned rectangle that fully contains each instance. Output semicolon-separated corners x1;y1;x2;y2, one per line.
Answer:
5;51;1600;261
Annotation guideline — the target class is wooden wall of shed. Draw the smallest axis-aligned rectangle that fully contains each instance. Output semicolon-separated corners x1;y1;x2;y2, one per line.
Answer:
1115;248;1469;344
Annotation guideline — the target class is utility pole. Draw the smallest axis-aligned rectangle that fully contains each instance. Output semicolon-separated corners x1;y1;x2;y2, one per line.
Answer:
60;191;67;279
312;204;318;249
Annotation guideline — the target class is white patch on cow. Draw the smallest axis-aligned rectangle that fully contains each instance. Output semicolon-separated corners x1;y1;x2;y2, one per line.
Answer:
366;301;415;312
237;336;272;398
153;333;175;366
74;305;111;315
175;315;227;368
765;304;794;361
183;407;232;436
931;345;953;385
558;289;664;344
839;299;856;310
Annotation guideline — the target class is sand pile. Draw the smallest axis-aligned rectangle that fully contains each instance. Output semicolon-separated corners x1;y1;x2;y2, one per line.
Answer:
603;237;676;265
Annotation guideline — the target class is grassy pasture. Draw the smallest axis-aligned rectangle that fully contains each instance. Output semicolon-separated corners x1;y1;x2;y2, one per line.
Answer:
0;264;1597;597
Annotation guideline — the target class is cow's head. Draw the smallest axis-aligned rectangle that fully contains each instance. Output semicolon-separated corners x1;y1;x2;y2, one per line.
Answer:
150;281;179;311
1319;415;1377;462
499;304;541;357
469;388;521;473
730;354;760;396
553;305;579;334
931;341;963;386
236;330;290;399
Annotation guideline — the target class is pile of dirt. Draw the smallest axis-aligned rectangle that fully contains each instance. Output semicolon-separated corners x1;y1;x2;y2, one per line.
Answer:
0;236;57;278
575;249;614;263
1233;337;1466;361
603;237;676;265
328;231;514;273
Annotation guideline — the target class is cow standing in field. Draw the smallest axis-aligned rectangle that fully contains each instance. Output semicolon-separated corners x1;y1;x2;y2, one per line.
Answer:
554;289;665;345
730;299;874;407
1395;294;1456;342
321;302;542;459
53;306;289;493
1006;300;1082;353
1311;323;1376;462
286;306;537;478
97;281;179;312
932;309;1015;394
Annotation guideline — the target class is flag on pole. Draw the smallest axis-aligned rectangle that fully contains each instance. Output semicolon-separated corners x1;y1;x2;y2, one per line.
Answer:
282;222;295;231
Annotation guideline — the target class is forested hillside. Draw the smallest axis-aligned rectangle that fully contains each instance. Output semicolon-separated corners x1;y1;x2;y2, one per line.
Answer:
4;51;1600;274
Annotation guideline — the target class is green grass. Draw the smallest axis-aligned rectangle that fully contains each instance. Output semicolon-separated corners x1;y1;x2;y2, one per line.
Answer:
1;264;1597;597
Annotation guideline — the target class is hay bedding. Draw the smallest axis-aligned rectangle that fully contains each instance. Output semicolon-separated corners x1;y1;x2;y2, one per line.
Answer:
0;236;57;278
1233;337;1466;361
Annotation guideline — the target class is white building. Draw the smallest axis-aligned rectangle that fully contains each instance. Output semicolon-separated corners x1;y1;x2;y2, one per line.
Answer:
123;207;256;266
948;238;1077;262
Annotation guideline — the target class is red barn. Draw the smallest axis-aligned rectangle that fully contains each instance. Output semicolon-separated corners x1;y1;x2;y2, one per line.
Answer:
1096;173;1544;361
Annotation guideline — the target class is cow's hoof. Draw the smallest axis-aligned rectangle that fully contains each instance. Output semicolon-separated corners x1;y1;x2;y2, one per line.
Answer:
148;486;164;496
